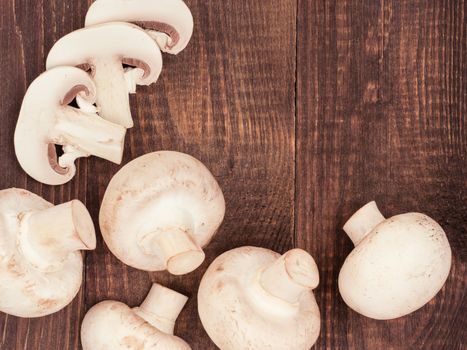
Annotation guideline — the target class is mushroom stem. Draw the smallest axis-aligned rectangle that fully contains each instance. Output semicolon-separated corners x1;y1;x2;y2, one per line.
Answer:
92;59;133;128
139;228;205;275
343;201;385;246
133;284;188;334
259;249;319;304
146;30;172;52
54;108;125;165
19;200;96;271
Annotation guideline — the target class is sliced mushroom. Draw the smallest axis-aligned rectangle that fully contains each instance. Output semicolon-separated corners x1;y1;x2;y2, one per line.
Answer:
14;67;126;186
0;188;96;317
85;0;194;55
46;22;163;128
198;247;321;350
339;201;452;320
81;284;190;349
99;151;225;275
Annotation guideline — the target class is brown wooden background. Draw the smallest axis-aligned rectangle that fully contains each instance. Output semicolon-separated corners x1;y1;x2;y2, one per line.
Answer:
0;0;466;349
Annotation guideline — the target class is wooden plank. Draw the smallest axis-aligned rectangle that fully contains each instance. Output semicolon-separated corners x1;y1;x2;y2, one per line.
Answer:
2;0;466;348
83;0;297;349
2;0;297;347
1;0;297;347
296;0;466;349
0;0;90;349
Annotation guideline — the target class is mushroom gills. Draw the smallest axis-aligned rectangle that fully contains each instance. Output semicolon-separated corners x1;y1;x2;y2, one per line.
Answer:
84;0;194;55
14;67;127;185
46;23;164;130
133;21;180;51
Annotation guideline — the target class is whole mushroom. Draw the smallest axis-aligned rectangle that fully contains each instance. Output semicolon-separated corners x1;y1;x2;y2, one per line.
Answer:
46;22;163;128
99;151;225;275
81;283;190;349
0;188;96;317
14;66;126;186
198;247;321;350
85;0;194;55
339;201;452;320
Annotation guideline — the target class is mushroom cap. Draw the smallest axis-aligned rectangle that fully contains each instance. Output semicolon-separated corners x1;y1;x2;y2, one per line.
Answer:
85;0;194;55
0;189;83;317
198;246;321;350
81;301;190;349
46;22;162;86
339;213;452;320
14;67;99;185
99;151;225;272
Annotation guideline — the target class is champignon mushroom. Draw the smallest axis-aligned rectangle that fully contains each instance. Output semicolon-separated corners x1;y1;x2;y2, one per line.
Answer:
99;151;225;275
81;283;191;349
339;201;452;320
14;66;125;186
0;188;96;317
46;22;163;128
85;0;194;55
198;247;321;350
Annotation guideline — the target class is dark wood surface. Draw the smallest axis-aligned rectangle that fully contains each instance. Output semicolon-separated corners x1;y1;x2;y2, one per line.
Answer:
0;0;465;349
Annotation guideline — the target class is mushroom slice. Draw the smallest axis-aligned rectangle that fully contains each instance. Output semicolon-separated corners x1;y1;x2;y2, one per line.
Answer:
14;67;126;186
339;201;452;320
0;188;96;317
198;247;321;350
85;0;194;55
99;151;225;275
46;22;163;128
81;284;191;349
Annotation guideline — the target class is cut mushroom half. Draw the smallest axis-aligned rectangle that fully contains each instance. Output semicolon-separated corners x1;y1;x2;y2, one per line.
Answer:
81;284;191;349
14;67;126;186
99;151;225;275
46;22;163;128
0;188;96;317
85;0;194;55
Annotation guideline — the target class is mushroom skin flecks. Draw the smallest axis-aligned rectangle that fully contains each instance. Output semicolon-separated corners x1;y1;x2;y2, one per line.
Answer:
339;201;452;320
0;188;96;318
198;247;321;350
99;151;225;275
81;284;191;350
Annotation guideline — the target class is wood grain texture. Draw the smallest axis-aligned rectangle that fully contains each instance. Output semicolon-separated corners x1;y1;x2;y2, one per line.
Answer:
85;0;297;349
296;0;466;349
1;0;297;348
0;0;465;349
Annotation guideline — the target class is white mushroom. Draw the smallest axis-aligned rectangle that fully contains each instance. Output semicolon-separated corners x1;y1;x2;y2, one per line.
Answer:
198;247;321;350
46;22;163;128
85;0;194;55
14;66;125;186
0;188;96;318
99;151;225;275
81;283;191;349
339;201;452;320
